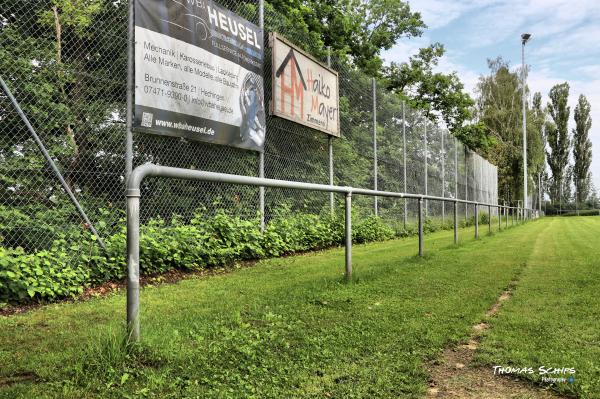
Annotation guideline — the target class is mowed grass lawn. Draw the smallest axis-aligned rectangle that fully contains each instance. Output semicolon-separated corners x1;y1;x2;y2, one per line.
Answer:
0;217;598;398
476;216;600;398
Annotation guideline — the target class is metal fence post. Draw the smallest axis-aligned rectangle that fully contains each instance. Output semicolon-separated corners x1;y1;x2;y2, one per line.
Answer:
372;78;378;216
125;0;134;181
418;198;424;256
453;200;458;245
424;119;428;217
498;206;501;230
259;153;265;231
474;204;479;239
327;47;334;215
345;192;352;279
126;188;141;342
465;148;468;221
454;136;458;221
258;0;265;231
441;129;445;224
402;102;407;228
488;205;492;234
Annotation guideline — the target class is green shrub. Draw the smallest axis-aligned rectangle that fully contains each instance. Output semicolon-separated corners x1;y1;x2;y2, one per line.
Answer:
560;210;600;217
1;208;400;304
353;216;395;243
0;246;89;302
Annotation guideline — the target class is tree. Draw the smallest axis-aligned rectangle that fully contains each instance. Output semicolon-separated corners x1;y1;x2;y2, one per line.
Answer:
528;92;546;208
268;0;425;76
529;93;546;175
546;83;571;204
572;94;593;204
474;58;544;205
384;43;482;143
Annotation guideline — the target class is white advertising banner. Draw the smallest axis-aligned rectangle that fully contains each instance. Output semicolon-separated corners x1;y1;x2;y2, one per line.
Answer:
270;33;340;137
134;0;265;151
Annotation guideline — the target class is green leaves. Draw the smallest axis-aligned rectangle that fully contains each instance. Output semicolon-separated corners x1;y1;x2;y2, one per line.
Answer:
0;245;90;303
0;207;398;304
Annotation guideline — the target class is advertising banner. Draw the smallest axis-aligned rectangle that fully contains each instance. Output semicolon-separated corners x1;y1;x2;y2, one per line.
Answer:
270;33;340;137
134;0;265;151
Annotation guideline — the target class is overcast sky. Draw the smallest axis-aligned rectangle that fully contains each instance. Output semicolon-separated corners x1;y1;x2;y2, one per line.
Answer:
383;0;600;190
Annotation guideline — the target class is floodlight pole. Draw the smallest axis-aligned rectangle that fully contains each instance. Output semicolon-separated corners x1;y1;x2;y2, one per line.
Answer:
521;33;531;211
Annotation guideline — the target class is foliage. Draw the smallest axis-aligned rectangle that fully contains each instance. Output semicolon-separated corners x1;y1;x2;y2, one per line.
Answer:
268;0;425;76
0;245;89;302
0;208;399;304
475;58;545;205
384;43;479;138
559;209;599;217
572;94;593;203
546;82;571;204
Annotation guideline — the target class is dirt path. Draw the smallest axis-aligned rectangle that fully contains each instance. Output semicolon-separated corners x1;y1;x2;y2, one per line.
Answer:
426;223;569;399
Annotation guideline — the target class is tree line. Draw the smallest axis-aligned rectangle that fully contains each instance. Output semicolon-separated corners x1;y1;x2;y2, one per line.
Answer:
0;0;595;255
474;59;594;209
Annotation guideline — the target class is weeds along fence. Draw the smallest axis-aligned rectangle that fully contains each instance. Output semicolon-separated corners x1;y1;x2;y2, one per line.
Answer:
0;0;498;261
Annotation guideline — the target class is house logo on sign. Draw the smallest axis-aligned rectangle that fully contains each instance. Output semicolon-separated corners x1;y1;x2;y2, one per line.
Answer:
275;48;307;118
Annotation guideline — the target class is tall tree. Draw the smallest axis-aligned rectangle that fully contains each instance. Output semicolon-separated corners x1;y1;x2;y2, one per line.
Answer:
268;0;425;76
384;43;484;145
546;83;571;204
572;94;593;203
529;93;546;174
474;58;545;204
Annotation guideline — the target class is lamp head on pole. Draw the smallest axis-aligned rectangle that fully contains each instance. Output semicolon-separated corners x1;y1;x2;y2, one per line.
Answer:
521;33;531;45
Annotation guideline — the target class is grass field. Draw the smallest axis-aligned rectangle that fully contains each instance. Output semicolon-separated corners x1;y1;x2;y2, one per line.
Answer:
0;217;598;398
475;217;600;398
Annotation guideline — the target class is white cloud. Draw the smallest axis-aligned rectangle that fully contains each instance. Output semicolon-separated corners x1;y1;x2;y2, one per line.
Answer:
407;0;496;30
458;0;600;49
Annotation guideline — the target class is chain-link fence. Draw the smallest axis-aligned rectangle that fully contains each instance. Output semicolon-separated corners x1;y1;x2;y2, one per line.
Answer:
1;0;499;263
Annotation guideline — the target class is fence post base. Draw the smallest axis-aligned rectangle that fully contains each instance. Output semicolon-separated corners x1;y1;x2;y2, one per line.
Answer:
126;189;141;342
474;204;479;239
498;206;501;230
345;192;352;279
418;198;424;256
453;200;458;245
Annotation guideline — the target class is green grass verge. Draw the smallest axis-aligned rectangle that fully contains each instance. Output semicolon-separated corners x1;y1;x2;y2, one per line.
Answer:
0;219;564;398
475;217;600;398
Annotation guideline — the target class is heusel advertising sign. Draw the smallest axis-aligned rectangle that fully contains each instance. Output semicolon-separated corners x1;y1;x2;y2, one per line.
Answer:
270;33;340;137
134;0;265;151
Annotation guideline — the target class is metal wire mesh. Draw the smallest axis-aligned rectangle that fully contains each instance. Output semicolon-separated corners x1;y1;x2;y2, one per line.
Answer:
0;0;499;264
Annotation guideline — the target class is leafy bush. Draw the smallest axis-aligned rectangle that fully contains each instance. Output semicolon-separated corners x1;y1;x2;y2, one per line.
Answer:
0;208;400;304
353;215;395;243
0;246;89;302
560;210;600;217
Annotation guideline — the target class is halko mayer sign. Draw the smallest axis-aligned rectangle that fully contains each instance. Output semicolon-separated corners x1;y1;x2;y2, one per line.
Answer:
133;0;266;151
270;33;340;137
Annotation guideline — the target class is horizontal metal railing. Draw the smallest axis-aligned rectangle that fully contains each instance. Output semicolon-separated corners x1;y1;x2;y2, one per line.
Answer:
125;163;538;341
